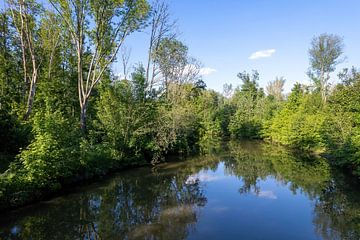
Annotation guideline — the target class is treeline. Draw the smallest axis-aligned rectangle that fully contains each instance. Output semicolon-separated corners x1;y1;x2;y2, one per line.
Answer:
0;0;359;210
0;0;217;209
218;34;360;179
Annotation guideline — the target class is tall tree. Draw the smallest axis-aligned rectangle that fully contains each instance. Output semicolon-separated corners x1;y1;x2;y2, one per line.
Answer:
266;76;285;101
145;0;176;91
307;33;344;104
8;0;42;120
237;70;263;100
39;10;62;81
153;38;201;100
0;10;20;110
120;45;131;81
49;0;150;131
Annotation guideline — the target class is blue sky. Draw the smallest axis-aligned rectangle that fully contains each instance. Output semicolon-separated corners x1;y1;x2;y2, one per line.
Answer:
117;0;360;93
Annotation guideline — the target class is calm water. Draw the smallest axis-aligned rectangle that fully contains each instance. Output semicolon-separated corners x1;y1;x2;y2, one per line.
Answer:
0;141;359;240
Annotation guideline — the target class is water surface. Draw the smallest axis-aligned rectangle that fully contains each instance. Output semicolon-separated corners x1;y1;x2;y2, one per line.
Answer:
1;141;359;239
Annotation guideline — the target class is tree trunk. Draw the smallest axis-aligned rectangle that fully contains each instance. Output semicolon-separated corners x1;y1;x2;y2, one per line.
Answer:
23;71;37;120
80;101;87;132
320;66;327;104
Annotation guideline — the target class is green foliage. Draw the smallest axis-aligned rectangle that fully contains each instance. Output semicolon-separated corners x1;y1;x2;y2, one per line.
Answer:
324;72;360;175
264;88;327;150
95;71;159;162
0;0;360;213
0;11;26;115
17;108;80;188
0;109;30;154
228;71;275;139
307;33;344;103
229;91;262;138
154;38;188;82
193;90;222;141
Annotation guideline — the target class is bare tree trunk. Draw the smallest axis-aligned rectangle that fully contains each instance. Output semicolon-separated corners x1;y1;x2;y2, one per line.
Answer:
48;34;60;79
11;0;40;120
320;66;326;104
146;17;156;85
9;1;28;94
50;0;140;131
77;42;86;131
145;0;176;92
24;69;37;119
23;25;38;120
80;101;87;132
120;46;131;80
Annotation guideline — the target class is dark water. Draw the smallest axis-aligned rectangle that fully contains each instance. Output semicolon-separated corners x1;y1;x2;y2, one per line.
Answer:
1;141;359;240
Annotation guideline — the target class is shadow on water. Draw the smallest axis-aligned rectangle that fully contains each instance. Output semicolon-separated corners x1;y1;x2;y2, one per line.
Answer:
0;140;359;239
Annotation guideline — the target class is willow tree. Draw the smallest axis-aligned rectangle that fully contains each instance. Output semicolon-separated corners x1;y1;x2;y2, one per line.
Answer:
308;33;344;104
49;0;150;131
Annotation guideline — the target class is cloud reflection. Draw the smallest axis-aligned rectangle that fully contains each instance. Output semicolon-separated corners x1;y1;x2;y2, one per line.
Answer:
255;190;277;199
185;172;222;184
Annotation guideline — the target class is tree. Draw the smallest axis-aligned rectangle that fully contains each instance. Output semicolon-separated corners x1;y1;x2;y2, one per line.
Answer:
237;70;263;100
0;10;23;111
39;10;62;81
308;33;344;104
120;46;131;81
8;0;43;120
145;0;176;91
266;76;285;101
49;0;150;131
229;70;265;139
337;67;360;86
222;83;233;98
153;38;201;100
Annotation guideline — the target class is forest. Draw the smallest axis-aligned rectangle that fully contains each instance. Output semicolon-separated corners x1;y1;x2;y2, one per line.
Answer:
0;0;359;211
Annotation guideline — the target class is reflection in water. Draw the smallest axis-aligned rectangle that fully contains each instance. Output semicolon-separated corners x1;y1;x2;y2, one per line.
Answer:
225;141;331;198
313;176;360;240
185;172;223;184
129;204;199;239
0;162;208;240
0;141;359;240
255;190;277;199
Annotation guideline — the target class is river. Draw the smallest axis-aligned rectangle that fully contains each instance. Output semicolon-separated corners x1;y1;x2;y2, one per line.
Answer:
0;141;359;239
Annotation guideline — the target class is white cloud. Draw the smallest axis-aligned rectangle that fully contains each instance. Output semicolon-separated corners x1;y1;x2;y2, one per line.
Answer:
185;172;222;184
249;49;276;60
199;67;217;76
255;190;277;199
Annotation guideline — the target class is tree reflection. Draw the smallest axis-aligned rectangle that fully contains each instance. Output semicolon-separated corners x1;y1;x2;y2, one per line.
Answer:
224;141;331;198
312;174;360;240
1;141;359;239
224;140;360;239
0;156;211;240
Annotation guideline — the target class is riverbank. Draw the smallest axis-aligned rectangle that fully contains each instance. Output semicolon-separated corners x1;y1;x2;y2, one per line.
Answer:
1;139;358;213
263;139;360;182
0;156;149;212
0;144;198;212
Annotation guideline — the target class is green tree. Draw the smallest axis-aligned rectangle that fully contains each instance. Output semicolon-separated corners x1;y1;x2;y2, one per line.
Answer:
50;0;150;131
229;70;266;139
7;0;43;120
325;69;360;175
237;70;263;100
307;33;344;104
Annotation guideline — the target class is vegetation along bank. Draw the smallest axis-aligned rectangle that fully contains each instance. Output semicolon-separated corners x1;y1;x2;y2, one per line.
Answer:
0;0;359;211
